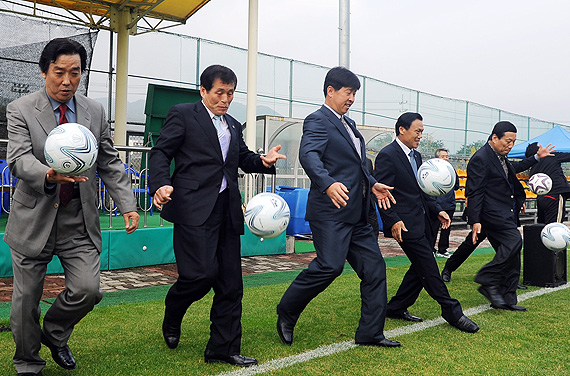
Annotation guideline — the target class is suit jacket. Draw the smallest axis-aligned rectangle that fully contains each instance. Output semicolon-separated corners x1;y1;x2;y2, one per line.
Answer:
4;89;137;256
374;140;442;240
148;101;275;234
529;152;570;195
300;105;376;224
467;142;537;230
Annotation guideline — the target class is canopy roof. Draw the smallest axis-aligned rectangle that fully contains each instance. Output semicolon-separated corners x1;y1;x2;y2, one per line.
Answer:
14;0;211;31
508;126;570;158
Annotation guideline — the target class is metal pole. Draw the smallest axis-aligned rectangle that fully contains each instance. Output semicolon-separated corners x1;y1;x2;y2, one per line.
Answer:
245;0;259;201
339;0;350;68
107;30;114;126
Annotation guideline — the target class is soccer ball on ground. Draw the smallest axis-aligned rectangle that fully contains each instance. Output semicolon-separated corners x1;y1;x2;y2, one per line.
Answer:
244;192;290;239
416;158;457;196
44;123;98;176
528;173;552;195
540;222;570;252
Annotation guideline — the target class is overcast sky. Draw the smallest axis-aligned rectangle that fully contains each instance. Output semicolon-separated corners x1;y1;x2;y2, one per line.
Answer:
168;0;570;126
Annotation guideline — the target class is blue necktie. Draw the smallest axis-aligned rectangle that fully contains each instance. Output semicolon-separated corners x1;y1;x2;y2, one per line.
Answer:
409;150;418;178
213;115;229;192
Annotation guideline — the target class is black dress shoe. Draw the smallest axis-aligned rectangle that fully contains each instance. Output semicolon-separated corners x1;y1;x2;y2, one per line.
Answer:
450;315;479;333
204;349;258;367
386;310;423;322
356;338;401;347
441;268;452;282
277;315;294;345
491;304;527;311
478;285;507;308
40;331;76;370
517;284;528;290
162;315;181;349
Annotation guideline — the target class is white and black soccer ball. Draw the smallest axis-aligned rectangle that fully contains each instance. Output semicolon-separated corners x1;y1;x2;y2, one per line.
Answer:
528;173;552;195
244;192;290;239
44;123;98;176
540;223;570;252
417;158;457;197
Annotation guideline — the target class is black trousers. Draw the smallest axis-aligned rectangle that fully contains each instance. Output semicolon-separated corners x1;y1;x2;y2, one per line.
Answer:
444;229;487;272
388;234;464;324
165;190;243;355
474;226;522;305
277;218;388;343
436;209;456;252
537;193;569;224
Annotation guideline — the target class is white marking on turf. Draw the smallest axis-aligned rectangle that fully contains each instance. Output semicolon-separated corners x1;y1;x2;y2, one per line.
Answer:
215;283;570;376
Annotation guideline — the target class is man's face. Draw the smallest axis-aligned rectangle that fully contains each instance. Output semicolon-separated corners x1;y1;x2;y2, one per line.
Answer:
490;131;517;156
326;86;356;115
398;119;424;149
438;150;449;161
42;53;82;103
200;78;235;116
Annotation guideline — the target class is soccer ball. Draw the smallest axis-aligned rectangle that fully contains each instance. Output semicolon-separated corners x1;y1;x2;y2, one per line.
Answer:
540;223;570;251
528;173;552;195
417;158;457;196
244;192;290;239
44;123;98;176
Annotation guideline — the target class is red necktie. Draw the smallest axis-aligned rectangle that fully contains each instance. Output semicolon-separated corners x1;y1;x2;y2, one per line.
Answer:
58;104;74;206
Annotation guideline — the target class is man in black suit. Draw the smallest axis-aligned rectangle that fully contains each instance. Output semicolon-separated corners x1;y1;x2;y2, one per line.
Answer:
468;121;553;311
526;142;570;224
276;67;400;348
149;65;285;367
374;112;479;333
441;141;553;283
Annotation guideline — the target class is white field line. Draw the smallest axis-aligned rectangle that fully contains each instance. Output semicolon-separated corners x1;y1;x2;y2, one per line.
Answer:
214;283;570;376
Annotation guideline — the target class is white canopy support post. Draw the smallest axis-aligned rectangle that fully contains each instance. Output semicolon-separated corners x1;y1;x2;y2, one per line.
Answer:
245;0;259;201
110;6;136;148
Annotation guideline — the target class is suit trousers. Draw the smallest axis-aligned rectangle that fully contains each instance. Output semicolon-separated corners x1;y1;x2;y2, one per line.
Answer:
388;233;463;324
444;229;487;272
277;218;388;343
10;199;101;374
165;190;243;355
474;226;522;305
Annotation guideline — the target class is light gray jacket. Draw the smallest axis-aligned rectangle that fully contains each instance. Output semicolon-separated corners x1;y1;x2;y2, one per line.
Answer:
4;89;136;256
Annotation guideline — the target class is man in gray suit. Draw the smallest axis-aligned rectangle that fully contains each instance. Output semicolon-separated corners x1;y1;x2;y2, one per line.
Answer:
4;38;139;376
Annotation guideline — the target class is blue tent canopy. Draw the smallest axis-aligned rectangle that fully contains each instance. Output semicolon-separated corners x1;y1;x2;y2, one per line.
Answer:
508;126;570;158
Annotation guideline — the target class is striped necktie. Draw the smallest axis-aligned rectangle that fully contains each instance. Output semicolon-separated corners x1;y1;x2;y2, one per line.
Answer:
58;104;74;206
409;150;418;177
213;115;229;192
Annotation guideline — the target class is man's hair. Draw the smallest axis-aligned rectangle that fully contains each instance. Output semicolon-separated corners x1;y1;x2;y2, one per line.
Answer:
323;66;360;97
491;121;517;140
39;38;87;73
435;148;449;158
200;65;237;92
525;142;539;158
395;112;423;136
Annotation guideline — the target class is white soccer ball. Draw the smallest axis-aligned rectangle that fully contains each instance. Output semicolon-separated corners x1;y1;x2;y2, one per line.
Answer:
244;192;290;239
528;173;552;195
44;123;98;176
540;223;570;252
417;158;457;196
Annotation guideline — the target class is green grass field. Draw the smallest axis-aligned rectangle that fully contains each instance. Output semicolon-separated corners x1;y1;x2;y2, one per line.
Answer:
1;251;569;376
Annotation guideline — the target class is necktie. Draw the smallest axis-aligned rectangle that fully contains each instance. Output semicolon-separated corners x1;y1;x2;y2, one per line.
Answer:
58;104;74;206
499;155;509;177
409;150;418;178
341;116;361;158
213;115;230;192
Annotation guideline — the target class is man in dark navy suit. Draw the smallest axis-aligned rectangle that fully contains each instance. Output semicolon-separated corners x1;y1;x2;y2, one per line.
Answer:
374;112;479;333
276;67;400;348
150;65;285;367
468;122;553;311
